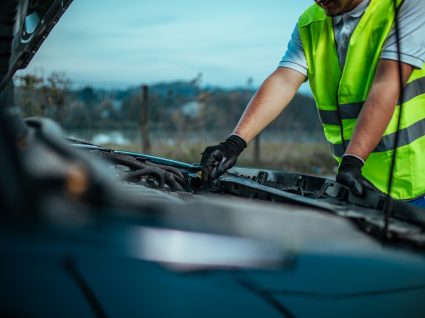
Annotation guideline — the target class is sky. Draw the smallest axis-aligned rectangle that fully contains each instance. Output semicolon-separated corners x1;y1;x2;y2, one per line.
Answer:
20;0;314;88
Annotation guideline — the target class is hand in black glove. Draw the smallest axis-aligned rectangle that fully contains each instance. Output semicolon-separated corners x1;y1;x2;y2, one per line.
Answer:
201;135;247;182
336;155;377;197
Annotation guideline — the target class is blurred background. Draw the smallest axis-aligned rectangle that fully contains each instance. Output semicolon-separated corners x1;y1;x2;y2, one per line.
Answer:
15;0;336;174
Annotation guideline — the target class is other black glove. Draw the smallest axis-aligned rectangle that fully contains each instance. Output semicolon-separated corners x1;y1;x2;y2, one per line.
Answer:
201;135;247;182
336;155;377;197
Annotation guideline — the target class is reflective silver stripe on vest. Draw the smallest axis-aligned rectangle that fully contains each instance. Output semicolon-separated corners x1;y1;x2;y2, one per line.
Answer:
318;103;362;125
318;77;425;125
402;76;425;103
331;118;425;157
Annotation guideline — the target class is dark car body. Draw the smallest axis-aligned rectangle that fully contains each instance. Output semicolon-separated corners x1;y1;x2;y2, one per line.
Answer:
1;1;425;317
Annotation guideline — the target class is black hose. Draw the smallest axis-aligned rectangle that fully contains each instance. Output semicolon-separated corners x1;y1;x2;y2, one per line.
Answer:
164;173;185;192
122;168;165;189
172;173;193;192
147;162;185;179
97;151;151;170
97;151;191;192
97;152;183;179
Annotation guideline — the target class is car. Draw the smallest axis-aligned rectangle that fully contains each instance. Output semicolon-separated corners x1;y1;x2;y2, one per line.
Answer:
1;1;425;317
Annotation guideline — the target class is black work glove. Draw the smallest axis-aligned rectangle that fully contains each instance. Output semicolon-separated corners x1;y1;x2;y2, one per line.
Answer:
201;135;247;182
336;155;377;197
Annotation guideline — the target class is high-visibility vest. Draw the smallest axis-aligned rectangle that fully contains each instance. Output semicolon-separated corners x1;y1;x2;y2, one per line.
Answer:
298;0;425;200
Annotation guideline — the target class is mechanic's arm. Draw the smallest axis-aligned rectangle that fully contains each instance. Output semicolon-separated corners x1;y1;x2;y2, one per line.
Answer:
346;59;413;158
201;67;306;181
337;59;413;195
233;67;306;142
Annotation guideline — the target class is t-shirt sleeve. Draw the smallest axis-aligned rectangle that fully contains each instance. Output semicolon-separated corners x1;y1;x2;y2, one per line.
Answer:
278;23;308;77
381;0;425;68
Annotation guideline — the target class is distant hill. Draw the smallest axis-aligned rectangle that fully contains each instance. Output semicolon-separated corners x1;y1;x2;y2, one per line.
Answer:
71;80;323;137
15;72;323;140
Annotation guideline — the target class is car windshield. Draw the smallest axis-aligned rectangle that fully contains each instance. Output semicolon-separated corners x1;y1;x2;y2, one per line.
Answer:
13;0;334;176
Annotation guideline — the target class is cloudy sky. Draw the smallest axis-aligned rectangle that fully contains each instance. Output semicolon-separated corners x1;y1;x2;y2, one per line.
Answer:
20;0;313;88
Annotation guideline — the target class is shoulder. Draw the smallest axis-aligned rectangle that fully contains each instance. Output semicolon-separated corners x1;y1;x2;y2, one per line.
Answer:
381;0;425;68
298;4;326;29
398;0;425;32
400;0;424;14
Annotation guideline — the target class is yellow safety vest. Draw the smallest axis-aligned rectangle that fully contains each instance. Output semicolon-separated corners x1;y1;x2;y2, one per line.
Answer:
298;0;425;200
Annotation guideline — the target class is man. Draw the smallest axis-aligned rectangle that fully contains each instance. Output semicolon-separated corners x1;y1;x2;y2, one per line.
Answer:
201;0;425;207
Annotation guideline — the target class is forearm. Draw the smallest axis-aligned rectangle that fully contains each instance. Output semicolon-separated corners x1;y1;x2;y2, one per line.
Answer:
345;82;398;159
346;60;413;160
233;68;305;143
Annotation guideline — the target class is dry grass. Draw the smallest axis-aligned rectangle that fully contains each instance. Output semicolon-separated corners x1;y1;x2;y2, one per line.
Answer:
102;140;337;175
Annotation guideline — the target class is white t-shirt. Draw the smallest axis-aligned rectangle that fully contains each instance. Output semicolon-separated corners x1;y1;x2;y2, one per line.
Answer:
279;0;425;77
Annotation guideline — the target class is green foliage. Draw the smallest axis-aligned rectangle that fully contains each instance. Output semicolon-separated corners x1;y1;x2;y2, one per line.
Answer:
15;72;71;122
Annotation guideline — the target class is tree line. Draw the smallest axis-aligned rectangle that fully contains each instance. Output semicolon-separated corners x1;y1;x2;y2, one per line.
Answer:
14;72;324;140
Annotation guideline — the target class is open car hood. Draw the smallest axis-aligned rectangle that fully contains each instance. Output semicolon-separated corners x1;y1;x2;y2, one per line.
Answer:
0;0;72;89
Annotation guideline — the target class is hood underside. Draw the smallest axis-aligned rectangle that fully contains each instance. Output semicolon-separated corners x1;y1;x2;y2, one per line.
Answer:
0;0;72;90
